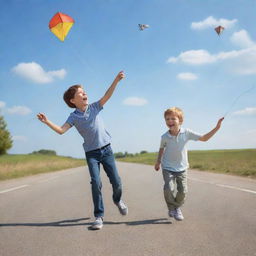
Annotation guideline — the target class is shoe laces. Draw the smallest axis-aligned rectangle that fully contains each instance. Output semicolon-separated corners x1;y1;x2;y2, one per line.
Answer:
95;217;103;223
118;200;126;209
176;208;182;215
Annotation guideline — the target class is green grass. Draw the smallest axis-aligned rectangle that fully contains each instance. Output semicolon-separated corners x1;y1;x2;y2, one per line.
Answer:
1;149;255;181
118;149;256;178
0;154;85;181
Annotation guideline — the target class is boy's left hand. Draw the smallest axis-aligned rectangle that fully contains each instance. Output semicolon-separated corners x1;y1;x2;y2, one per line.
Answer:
216;117;224;129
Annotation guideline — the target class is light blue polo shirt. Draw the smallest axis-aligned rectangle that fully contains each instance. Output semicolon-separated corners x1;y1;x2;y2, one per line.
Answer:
65;101;111;153
160;128;202;172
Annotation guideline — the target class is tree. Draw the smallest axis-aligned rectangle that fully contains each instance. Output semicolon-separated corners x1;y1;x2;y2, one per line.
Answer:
0;115;12;155
114;152;125;158
31;149;57;155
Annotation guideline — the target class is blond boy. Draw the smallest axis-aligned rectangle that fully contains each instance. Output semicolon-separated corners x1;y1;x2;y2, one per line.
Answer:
155;107;224;221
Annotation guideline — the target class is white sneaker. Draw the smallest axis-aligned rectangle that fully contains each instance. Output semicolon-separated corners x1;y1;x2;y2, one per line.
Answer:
168;209;176;218
90;217;103;230
174;208;184;221
115;200;128;215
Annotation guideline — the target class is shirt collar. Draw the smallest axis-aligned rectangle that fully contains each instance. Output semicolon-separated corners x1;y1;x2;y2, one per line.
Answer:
75;108;84;114
167;127;185;138
75;105;89;114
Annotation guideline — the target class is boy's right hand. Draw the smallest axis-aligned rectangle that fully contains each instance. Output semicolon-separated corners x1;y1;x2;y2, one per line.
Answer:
154;163;160;171
37;113;48;124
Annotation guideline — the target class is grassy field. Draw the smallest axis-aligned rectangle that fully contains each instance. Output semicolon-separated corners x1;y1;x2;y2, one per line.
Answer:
118;149;256;178
1;149;255;181
0;154;85;181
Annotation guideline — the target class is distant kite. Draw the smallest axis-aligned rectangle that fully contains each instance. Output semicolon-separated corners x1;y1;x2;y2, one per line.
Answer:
49;12;74;41
215;26;224;36
138;24;150;31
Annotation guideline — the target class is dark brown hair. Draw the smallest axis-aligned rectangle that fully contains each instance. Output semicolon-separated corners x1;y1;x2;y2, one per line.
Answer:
63;85;82;108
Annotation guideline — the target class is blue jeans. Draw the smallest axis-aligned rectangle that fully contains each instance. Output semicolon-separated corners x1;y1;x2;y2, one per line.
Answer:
85;144;122;217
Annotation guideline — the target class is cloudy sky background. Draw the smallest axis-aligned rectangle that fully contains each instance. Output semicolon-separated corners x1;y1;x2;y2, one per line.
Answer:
0;0;255;158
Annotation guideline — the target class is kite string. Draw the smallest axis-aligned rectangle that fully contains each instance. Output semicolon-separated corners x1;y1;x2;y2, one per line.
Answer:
68;41;96;75
223;84;256;117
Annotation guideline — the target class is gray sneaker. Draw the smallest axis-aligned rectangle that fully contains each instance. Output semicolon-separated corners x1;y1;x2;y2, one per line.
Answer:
115;200;128;215
90;217;103;230
174;208;184;221
168;209;176;218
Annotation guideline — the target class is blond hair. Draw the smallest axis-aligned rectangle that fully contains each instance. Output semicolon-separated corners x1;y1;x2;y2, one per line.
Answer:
164;107;184;124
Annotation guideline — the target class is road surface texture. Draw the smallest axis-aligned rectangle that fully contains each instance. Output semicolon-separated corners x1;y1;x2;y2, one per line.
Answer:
1;162;256;256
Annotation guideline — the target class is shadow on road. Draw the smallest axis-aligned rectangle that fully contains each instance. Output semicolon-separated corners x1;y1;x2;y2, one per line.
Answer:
104;218;172;226
0;218;172;228
0;218;90;227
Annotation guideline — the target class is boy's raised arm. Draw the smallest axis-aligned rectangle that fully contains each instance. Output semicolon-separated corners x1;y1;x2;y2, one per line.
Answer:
199;117;224;142
99;71;125;107
37;113;71;135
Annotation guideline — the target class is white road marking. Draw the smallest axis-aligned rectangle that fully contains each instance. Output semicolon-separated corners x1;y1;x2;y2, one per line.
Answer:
0;172;76;194
38;176;60;183
37;172;75;183
0;171;79;194
0;185;29;194
216;183;256;194
189;177;256;195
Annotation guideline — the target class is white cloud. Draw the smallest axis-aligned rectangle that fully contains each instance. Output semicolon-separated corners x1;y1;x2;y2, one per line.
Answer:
191;16;237;30
168;48;249;65
167;46;256;74
230;30;255;49
7;106;32;115
167;49;216;65
12;62;66;84
48;69;67;80
228;47;256;75
233;107;256;116
177;72;198;80
12;135;27;142
123;97;148;106
0;101;6;109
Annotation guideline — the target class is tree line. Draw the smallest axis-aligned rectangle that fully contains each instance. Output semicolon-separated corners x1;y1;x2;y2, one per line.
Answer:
114;150;148;158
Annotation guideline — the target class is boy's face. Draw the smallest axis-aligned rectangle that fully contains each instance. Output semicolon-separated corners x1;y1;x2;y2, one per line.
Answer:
70;87;88;108
165;114;181;132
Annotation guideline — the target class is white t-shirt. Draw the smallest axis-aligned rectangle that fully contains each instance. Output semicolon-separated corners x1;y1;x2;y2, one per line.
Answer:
160;128;202;172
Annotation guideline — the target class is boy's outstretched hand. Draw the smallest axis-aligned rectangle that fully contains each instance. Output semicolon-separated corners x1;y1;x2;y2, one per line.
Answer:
37;113;48;124
216;117;224;129
115;71;125;82
99;71;126;107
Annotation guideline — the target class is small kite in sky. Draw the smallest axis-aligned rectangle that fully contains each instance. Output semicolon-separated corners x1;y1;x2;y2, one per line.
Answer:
49;12;75;41
138;24;150;31
215;25;225;36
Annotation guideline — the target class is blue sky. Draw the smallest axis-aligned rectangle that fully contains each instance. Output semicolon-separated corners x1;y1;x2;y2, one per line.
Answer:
0;0;256;158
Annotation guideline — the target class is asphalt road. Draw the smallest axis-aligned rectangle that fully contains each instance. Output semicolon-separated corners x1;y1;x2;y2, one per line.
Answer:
0;162;256;256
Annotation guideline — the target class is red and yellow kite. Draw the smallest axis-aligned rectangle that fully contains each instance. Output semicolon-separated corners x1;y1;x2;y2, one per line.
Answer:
49;12;74;41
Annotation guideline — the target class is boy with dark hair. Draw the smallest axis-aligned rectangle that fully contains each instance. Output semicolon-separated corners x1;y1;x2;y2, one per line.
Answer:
37;71;128;230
